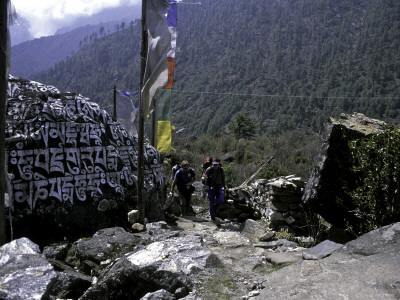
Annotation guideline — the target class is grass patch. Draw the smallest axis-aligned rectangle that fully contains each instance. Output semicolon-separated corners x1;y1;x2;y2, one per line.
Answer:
196;268;239;300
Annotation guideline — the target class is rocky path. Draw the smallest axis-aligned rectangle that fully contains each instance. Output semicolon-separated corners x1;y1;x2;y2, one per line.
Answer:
3;209;399;299
172;215;305;300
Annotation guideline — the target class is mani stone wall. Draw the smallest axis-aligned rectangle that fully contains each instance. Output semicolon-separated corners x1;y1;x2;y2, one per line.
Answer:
5;75;164;244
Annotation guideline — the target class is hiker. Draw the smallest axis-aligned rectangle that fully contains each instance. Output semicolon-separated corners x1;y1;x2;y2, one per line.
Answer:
204;158;226;221
201;157;212;184
169;160;196;216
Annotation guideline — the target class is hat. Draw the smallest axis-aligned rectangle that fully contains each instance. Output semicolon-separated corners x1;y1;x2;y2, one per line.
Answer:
212;158;220;165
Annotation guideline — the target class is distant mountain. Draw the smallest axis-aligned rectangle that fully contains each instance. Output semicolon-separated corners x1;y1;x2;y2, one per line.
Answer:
55;4;141;35
31;0;400;136
11;20;136;78
9;15;32;46
10;4;141;78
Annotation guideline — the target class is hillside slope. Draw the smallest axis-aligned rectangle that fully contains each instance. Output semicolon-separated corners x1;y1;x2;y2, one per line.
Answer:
31;0;400;135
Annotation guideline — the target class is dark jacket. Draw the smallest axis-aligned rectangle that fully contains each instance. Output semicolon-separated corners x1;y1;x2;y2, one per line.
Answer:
175;167;196;193
205;166;225;187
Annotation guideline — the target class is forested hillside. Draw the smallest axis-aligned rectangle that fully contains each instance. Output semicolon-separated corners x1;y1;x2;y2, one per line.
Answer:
31;0;400;136
11;20;138;79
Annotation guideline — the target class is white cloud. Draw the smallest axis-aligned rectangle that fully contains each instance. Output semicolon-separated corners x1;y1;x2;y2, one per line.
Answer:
12;0;141;38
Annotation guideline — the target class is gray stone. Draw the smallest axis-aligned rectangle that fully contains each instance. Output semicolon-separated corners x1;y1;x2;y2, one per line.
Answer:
43;243;70;260
344;222;400;256
213;231;251;247
48;269;91;299
140;289;176;300
165;195;183;217
303;240;343;260
264;252;303;265
146;221;170;232
75;227;144;264
259;231;276;242
239;219;266;244
128;210;139;224
254;222;400;299
174;286;189;298
302;113;388;240
0;238;57;300
254;239;299;250
127;235;214;275
132;223;146;232
80;235;214;299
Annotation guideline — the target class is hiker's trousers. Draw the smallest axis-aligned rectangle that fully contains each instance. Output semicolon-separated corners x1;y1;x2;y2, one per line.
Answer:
207;184;224;219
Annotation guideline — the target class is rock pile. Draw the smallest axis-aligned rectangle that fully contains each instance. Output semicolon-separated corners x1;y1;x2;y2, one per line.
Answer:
2;218;400;300
223;175;307;234
263;175;308;233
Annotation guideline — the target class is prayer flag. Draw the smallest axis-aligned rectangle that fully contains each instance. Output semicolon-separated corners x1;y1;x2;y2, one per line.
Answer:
117;90;137;137
141;0;178;119
156;89;173;152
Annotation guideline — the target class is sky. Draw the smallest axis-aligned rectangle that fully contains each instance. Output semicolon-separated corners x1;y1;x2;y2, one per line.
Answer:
11;0;141;38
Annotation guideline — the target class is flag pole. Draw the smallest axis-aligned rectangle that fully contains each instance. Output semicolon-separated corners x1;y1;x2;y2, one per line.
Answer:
151;109;156;147
113;84;117;119
0;0;8;245
137;0;147;224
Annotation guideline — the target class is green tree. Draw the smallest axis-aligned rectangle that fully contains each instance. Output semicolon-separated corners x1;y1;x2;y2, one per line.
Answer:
228;112;257;140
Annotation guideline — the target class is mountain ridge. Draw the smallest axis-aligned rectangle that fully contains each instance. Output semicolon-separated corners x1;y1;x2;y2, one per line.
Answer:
24;0;400;135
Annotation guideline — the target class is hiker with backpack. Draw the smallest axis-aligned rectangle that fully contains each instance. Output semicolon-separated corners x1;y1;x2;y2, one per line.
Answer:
204;158;226;221
201;157;212;184
169;160;196;216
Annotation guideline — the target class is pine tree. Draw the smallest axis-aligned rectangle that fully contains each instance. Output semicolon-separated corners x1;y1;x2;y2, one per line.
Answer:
228;112;257;140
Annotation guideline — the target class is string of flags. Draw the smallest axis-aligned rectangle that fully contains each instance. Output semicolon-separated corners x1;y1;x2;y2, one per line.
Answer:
141;0;179;153
121;0;199;152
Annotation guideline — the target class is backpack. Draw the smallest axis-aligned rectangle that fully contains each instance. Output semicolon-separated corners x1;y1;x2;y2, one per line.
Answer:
172;164;181;180
205;165;224;187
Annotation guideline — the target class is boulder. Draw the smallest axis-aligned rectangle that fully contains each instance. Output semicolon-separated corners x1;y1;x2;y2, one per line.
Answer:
254;222;400;299
43;243;70;260
0;238;57;300
5;76;165;245
240;219;266;244
302;240;343;260
303;113;387;240
128;210;139;224
80;235;217;299
140;289;176;300
74;227;147;265
47;263;92;299
132;223;146;232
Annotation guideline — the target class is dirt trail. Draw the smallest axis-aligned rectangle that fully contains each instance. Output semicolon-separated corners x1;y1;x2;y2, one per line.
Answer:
174;215;304;300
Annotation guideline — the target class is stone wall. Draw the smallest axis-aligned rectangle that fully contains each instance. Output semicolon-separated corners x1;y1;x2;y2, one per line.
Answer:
224;175;307;234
